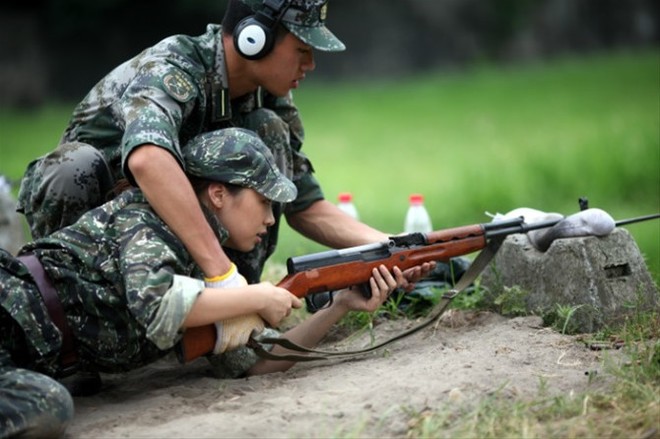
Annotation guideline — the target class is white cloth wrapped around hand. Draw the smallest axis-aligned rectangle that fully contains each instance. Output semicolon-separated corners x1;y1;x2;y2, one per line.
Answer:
203;264;265;354
214;314;265;354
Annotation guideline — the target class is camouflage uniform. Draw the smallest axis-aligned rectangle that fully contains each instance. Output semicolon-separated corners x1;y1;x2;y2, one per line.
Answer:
18;0;343;282
2;127;297;437
0;361;73;439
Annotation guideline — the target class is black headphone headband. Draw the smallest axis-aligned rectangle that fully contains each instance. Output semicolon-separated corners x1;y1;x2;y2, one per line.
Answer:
234;0;289;60
256;0;288;27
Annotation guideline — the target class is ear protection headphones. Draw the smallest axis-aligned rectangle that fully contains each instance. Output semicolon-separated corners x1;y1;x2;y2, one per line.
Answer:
234;0;289;60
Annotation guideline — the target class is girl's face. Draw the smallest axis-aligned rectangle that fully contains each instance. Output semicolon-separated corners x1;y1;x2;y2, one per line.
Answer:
211;185;275;252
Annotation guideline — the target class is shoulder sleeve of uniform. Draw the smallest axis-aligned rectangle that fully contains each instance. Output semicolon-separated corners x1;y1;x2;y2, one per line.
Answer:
119;64;201;183
147;274;203;350
285;172;324;215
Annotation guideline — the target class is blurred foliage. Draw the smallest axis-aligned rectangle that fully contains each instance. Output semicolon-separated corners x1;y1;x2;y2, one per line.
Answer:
1;0;657;103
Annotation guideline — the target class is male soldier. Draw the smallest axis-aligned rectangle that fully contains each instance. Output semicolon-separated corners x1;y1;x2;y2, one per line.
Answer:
16;0;433;394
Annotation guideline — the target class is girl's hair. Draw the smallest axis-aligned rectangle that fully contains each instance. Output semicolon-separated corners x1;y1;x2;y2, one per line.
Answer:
111;178;132;197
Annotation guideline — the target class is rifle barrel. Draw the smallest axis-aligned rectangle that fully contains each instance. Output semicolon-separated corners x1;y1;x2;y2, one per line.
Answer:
485;218;561;238
615;213;660;227
485;212;660;238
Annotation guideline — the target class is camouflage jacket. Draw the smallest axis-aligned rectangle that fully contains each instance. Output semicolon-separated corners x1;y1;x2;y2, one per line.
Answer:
61;23;320;213
12;189;212;374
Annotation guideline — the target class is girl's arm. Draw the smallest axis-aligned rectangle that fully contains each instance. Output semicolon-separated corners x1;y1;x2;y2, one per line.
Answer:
247;265;403;375
182;282;302;329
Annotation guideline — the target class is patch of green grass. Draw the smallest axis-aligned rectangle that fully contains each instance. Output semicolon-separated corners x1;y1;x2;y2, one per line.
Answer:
403;307;660;439
0;104;74;182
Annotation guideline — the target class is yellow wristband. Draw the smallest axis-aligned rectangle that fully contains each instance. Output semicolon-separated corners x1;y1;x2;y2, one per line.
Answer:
204;263;237;283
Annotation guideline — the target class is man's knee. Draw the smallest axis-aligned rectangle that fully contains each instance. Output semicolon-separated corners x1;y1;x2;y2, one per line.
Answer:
31;142;111;202
17;142;113;238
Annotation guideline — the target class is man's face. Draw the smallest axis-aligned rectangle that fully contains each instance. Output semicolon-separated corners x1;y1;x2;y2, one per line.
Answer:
255;32;316;97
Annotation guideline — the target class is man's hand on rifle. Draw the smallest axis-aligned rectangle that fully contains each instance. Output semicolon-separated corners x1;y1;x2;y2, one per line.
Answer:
400;261;437;292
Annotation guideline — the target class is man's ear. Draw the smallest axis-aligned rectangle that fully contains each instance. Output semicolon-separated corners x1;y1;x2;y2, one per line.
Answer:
207;183;226;208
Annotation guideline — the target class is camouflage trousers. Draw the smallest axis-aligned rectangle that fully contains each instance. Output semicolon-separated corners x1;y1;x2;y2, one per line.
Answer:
0;316;73;439
0;366;73;439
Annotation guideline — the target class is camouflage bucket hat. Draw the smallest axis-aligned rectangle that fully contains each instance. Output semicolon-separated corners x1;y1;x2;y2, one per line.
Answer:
183;128;297;203
242;0;345;52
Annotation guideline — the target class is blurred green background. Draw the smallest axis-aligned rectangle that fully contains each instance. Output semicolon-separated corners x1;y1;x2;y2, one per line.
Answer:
2;50;658;281
277;51;660;281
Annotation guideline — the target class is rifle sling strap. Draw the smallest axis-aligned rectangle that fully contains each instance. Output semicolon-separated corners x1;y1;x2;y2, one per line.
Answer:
248;236;504;362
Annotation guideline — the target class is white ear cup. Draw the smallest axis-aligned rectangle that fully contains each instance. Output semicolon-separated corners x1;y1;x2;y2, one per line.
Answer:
236;24;268;57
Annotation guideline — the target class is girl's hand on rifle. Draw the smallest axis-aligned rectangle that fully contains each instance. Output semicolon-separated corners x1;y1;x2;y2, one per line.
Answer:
335;265;404;312
252;282;303;327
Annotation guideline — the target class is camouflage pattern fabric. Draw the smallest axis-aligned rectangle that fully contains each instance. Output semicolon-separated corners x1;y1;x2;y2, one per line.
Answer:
228;104;322;283
183;128;297;203
0;365;74;439
17;23;324;266
12;190;209;374
1;124;307;433
17;142;114;239
0;290;74;439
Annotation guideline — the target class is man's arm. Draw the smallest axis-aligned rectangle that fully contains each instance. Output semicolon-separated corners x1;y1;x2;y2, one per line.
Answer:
286;199;388;248
127;144;232;277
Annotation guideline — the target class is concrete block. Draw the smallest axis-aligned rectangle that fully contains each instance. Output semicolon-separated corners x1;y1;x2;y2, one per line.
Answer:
480;228;658;333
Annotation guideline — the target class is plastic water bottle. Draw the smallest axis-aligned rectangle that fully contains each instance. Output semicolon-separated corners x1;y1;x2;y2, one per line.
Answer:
0;175;11;194
337;192;359;220
404;193;433;233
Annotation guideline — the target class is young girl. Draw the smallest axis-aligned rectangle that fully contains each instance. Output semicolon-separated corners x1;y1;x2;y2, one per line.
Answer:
0;128;405;439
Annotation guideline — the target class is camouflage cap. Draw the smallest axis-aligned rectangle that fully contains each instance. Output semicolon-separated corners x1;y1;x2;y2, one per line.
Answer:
183;128;297;203
242;0;345;52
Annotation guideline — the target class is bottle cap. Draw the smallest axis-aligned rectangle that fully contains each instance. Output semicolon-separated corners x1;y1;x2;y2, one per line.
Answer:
409;193;424;205
338;192;353;203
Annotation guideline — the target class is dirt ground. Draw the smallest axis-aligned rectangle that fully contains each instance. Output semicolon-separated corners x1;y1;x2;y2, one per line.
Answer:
65;311;621;438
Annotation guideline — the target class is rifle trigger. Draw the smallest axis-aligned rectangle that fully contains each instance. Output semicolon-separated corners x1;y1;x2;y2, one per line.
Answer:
357;283;372;300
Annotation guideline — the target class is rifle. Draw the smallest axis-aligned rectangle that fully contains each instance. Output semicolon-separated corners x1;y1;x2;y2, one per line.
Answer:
178;213;660;363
